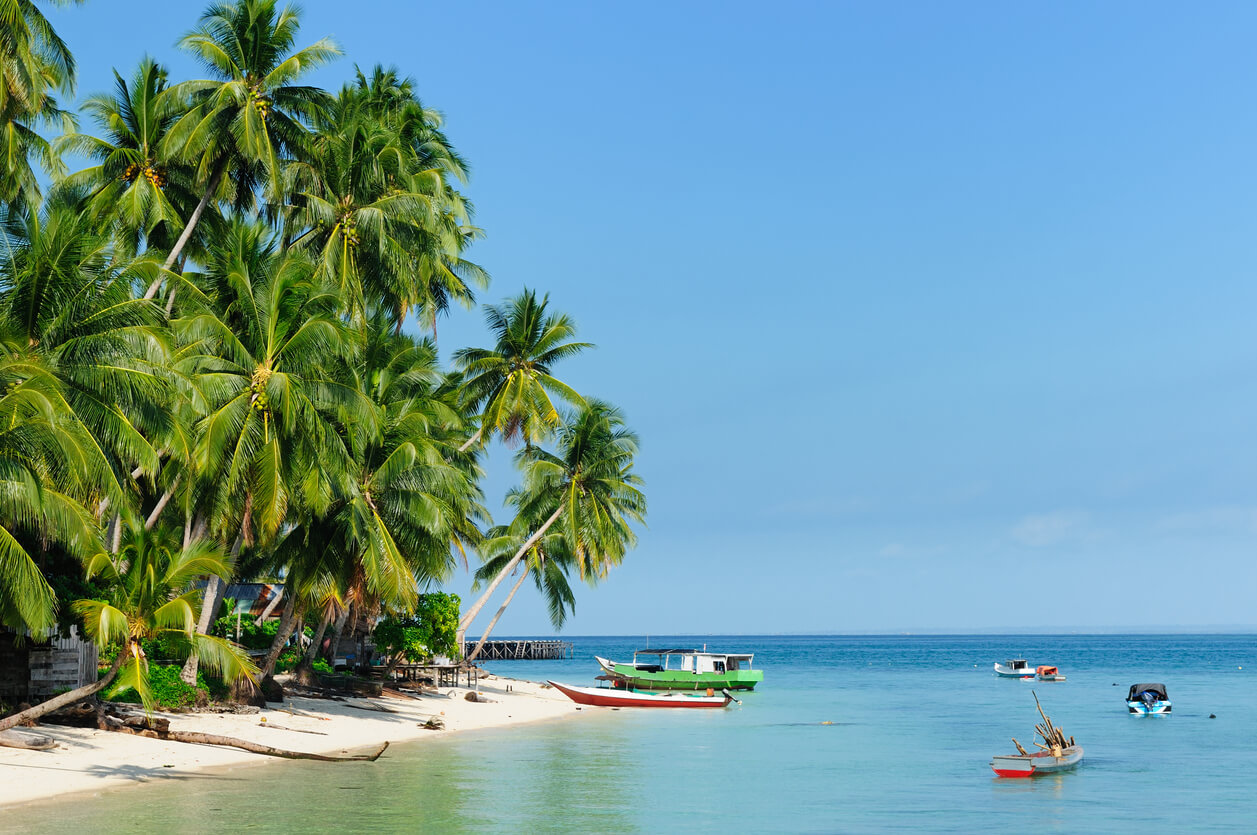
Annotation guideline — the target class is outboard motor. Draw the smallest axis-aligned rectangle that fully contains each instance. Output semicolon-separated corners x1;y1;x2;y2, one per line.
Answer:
1140;690;1159;709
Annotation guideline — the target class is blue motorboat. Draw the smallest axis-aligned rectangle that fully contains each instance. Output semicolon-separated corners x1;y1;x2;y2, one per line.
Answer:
1126;683;1171;714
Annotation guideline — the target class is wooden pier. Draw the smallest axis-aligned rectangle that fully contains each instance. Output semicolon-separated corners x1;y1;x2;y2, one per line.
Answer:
472;639;574;660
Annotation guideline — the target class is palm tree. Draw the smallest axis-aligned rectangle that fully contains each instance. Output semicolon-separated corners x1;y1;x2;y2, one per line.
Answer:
145;0;340;297
453;289;590;452
0;521;257;731
0;344;105;635
463;526;578;663
278;319;487;682
56;58;198;258
459;400;646;650
0;192;172;505
285;69;487;330
0;0;79;206
173;220;370;685
285;90;440;322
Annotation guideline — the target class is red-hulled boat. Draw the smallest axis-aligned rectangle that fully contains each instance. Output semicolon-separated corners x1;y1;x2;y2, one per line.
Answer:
548;680;734;708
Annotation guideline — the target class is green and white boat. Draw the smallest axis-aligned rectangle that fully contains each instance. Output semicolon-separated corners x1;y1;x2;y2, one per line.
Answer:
595;648;763;691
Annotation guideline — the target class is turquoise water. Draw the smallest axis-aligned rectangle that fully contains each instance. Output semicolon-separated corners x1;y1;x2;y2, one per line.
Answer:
5;634;1256;833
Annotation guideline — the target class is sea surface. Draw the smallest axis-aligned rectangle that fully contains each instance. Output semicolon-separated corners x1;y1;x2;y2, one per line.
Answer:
5;634;1256;833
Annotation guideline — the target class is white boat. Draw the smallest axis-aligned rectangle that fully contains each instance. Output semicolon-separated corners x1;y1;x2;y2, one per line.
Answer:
993;659;1034;677
1127;683;1171;715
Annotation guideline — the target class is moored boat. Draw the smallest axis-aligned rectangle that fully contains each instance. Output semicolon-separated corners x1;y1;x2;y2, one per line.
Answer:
596;648;763;691
548;680;734;708
991;692;1082;778
1036;665;1066;682
991;745;1084;777
1126;683;1171;714
994;658;1034;677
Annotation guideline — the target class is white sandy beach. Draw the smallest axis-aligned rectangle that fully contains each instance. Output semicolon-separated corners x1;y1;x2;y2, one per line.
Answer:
0;674;578;809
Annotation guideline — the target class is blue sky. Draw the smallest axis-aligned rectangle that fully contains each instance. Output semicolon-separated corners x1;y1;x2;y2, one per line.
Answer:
47;2;1257;634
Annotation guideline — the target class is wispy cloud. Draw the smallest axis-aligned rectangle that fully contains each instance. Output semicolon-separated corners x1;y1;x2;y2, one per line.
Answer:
1011;511;1089;547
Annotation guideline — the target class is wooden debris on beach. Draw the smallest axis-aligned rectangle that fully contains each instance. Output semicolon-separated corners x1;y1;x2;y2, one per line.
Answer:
99;715;389;762
0;728;57;750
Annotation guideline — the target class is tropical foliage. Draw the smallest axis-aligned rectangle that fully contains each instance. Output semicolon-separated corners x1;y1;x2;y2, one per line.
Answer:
0;0;644;721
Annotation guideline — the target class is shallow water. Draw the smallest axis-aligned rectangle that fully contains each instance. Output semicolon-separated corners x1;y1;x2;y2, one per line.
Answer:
5;634;1255;833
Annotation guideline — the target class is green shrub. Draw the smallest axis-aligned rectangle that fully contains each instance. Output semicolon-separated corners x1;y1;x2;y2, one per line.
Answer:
108;664;206;710
311;659;333;675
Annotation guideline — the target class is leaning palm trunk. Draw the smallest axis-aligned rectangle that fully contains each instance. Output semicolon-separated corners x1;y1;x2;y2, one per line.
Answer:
466;566;529;663
302;608;334;665
143;160;226;299
0;653;125;733
180;568;223;685
179;516;218;685
259;590;299;679
457;427;483;453
458;505;563;640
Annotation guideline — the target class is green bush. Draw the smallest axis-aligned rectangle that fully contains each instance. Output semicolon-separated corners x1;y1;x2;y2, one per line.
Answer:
274;646;302;673
108;664;206;710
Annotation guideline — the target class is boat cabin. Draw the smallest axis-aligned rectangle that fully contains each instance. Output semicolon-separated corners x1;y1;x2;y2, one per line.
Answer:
1004;659;1031;672
631;648;755;674
1036;666;1058;676
1127;683;1168;702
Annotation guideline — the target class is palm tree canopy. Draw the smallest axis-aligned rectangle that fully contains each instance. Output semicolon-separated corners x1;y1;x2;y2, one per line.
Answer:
454;289;591;447
167;0;341;198
56;58;198;257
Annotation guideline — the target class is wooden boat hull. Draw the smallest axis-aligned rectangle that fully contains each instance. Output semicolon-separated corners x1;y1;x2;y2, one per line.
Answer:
595;656;763;691
991;746;1083;778
548;680;733;708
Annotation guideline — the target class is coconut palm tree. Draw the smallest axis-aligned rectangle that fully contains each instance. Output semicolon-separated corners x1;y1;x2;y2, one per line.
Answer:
459;400;646;647
0;521;257;731
276;319;487;682
177;219;366;545
144;0;340;297
0;344;105;635
453;289;590;452
463;526;578;662
0;192;172;500
0;0;79;206
56;58;198;258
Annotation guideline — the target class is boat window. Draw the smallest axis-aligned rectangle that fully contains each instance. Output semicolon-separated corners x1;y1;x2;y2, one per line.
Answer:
714;660;726;673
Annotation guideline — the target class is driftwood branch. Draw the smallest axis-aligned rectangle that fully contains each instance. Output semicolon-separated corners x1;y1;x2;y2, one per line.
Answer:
0;729;57;750
98;715;388;761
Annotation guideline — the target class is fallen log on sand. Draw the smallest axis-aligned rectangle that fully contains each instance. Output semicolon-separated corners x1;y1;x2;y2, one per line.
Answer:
97;715;388;761
0;729;57;750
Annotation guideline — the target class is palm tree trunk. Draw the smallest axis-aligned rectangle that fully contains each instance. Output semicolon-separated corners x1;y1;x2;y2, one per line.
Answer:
180;572;224;685
144;159;226;299
326;602;353;663
302;607;334;665
259;587;298;679
144;475;180;531
458;505;563;637
180;518;226;685
466;565;529;663
457;427;482;453
0;652;125;732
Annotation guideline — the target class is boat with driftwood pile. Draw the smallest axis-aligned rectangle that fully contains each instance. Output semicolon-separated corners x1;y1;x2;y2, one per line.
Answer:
991;693;1083;778
548;680;735;708
596;648;763;691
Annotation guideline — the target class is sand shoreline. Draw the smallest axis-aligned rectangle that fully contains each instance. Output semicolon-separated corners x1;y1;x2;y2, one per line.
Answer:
0;673;578;810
